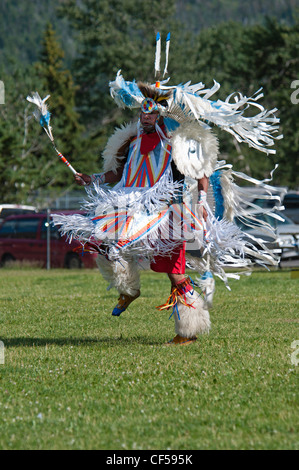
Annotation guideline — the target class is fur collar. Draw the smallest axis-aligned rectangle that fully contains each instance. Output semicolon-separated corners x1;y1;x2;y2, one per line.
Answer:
102;121;138;173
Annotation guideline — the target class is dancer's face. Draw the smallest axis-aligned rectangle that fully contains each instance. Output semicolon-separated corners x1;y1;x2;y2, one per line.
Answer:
140;111;159;133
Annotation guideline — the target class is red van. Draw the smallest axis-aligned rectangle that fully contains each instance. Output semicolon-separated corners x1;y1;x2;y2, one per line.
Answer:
0;213;98;268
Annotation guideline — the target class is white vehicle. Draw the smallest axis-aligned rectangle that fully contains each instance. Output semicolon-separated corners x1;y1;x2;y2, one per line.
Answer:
235;212;299;261
0;204;37;223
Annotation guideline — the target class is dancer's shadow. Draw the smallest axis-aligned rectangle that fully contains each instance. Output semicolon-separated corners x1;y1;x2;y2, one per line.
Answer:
1;336;162;348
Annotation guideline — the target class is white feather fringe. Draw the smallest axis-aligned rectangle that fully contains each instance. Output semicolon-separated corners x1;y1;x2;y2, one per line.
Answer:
161;81;282;154
52;165;282;291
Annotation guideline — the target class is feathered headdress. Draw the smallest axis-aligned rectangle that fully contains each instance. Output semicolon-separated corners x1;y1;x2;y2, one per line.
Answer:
109;72;172;113
109;33;173;114
138;81;172;111
109;33;282;155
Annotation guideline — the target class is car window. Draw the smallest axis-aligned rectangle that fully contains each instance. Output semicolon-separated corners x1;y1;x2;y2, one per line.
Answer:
1;209;18;218
235;214;278;230
252;199;275;209
40;219;60;240
275;214;292;225
257;214;288;228
15;218;40;238
0;208;34;218
283;195;299;209
236;213;293;230
0;219;18;238
0;218;40;239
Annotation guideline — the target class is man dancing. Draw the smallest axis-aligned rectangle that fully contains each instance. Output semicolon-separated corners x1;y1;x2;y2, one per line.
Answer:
72;84;211;345
52;36;282;346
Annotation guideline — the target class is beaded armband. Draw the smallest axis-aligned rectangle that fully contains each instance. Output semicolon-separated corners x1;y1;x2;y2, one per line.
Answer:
90;173;106;185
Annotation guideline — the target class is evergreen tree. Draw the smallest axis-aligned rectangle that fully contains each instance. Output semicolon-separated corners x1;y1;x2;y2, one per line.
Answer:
58;0;179;133
57;2;299;188
241;18;299;188
0;64;49;203
34;23;89;183
0;24;98;204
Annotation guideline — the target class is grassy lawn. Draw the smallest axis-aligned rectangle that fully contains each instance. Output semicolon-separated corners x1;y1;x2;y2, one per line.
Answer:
0;266;298;450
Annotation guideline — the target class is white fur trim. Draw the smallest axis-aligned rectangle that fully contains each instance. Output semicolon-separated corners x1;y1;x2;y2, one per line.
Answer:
112;257;140;296
170;122;219;179
102;121;138;174
174;289;210;337
97;254;140;296
96;254;114;287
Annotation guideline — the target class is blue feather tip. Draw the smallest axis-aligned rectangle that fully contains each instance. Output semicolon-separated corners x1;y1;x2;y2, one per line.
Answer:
39;111;51;128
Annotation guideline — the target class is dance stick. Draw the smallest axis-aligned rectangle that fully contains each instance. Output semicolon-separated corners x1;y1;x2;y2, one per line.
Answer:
26;92;85;182
52;145;77;175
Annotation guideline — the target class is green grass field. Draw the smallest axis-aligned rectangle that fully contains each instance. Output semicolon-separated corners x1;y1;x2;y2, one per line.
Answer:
0;266;298;450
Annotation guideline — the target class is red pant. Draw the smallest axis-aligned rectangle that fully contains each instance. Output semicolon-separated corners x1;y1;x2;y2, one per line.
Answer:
150;243;186;274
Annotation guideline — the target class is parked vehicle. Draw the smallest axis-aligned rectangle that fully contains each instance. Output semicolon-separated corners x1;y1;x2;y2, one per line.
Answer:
252;192;299;224
283;193;299;224
0;213;98;268
235;212;299;261
0;204;37;224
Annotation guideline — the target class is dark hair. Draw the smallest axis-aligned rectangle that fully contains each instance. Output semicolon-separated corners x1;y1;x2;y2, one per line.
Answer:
137;82;172;108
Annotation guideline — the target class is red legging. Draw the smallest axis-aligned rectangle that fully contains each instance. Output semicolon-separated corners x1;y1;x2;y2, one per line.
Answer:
150;243;186;274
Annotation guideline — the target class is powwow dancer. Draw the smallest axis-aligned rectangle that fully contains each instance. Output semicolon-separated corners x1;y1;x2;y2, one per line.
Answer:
28;33;284;345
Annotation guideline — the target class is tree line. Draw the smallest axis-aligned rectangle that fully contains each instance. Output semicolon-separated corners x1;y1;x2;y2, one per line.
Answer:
0;0;298;205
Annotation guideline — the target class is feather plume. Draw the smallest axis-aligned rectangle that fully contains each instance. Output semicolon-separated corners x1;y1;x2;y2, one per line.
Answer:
26;92;53;141
109;71;144;109
154;32;161;78
163;32;171;78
